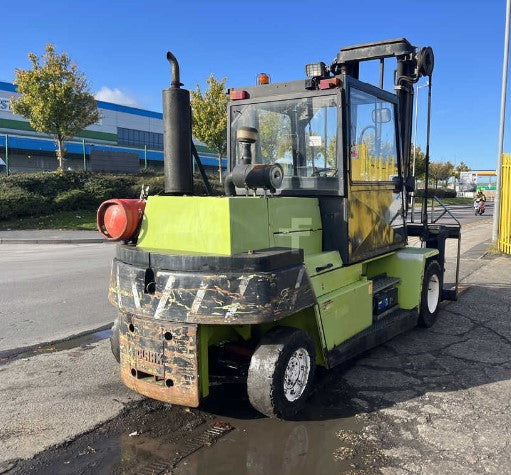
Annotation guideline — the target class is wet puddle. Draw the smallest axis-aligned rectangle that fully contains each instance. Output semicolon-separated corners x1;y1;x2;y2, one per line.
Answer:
9;365;383;475
0;327;112;365
174;381;373;475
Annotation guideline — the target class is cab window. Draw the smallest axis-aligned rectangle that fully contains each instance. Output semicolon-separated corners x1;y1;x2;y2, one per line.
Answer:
349;88;398;182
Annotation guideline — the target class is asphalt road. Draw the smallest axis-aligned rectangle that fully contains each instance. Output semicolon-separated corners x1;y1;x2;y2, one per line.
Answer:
410;202;493;226
0;242;116;354
2;220;509;475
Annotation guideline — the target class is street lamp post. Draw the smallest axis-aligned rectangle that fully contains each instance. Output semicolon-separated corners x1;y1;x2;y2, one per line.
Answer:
411;82;429;222
493;0;511;243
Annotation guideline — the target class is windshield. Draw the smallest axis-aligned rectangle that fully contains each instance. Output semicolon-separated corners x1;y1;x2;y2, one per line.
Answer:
230;95;339;193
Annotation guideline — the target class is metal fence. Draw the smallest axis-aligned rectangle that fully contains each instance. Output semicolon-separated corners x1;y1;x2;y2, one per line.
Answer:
499;153;511;254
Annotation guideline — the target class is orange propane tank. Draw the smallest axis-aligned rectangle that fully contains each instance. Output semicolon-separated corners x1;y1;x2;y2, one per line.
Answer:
97;199;146;241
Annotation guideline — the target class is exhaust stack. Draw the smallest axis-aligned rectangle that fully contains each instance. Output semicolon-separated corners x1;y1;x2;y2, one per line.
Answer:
163;51;193;195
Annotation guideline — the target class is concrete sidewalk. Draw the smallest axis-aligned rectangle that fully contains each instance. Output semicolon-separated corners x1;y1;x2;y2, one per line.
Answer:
0;229;106;244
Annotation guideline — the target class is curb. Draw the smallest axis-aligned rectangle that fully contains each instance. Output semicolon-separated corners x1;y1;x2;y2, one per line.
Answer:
0;323;113;361
0;238;107;244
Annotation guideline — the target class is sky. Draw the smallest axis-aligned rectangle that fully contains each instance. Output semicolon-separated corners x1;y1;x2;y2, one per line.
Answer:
0;0;508;170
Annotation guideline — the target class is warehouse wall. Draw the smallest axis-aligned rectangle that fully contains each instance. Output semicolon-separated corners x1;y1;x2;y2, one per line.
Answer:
89;149;139;173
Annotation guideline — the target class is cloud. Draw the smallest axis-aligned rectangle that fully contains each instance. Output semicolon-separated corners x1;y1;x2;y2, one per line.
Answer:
94;87;140;107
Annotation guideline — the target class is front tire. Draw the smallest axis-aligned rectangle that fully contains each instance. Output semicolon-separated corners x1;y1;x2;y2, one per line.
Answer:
247;327;316;419
418;260;442;328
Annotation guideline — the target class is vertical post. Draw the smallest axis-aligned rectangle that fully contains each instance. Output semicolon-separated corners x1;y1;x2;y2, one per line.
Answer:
411;84;420;222
379;58;384;89
5;134;9;175
82;139;87;171
421;79;433;226
144;145;147;169
493;0;511;242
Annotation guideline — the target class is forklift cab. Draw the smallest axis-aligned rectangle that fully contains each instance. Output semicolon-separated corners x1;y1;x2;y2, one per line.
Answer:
227;75;405;264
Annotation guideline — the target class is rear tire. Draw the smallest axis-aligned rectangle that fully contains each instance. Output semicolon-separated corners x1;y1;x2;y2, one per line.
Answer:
247;327;316;419
418;260;442;328
110;318;120;363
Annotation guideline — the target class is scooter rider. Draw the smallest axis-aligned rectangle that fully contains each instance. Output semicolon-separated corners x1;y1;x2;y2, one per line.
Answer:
474;190;486;214
476;190;487;202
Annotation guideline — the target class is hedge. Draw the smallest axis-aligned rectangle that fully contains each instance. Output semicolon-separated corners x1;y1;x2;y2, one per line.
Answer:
0;171;221;220
415;187;456;199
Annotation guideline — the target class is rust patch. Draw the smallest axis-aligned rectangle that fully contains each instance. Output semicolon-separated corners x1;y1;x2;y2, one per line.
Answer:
119;314;200;407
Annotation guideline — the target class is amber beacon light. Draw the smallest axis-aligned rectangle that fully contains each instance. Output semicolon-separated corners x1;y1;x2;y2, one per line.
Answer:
257;73;270;85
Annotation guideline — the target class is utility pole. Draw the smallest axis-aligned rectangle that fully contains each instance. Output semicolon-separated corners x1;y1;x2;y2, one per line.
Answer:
493;0;511;242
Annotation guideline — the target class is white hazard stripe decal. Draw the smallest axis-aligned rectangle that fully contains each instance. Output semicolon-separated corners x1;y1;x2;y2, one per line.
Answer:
225;275;251;319
116;265;122;307
190;281;208;314
132;280;140;309
154;275;176;319
291;267;305;306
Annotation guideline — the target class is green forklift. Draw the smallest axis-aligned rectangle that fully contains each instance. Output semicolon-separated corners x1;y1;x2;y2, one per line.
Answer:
98;38;460;418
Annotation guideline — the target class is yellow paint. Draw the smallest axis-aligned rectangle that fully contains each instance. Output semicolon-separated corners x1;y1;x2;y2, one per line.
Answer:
498;154;511;254
351;142;398;182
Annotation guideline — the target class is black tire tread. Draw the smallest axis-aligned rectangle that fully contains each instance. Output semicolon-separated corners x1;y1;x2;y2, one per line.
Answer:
418;260;442;328
247;326;315;419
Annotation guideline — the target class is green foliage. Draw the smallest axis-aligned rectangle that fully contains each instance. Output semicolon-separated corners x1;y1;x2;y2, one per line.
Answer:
190;74;228;182
82;174;134;203
411;145;426;179
0;184;49;219
0;210;98;231
10;44;101;172
416;187;456;198
54;189;94;210
0;171;222;220
454;161;471;178
428;161;455;188
259;110;292;162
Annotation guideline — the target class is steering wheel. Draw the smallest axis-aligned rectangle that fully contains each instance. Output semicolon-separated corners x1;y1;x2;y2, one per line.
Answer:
311;167;338;177
358;125;376;145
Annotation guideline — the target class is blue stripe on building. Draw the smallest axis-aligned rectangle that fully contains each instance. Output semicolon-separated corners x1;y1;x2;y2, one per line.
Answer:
0;134;226;167
0;81;17;93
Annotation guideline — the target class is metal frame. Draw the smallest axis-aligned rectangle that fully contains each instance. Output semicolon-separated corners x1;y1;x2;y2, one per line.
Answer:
344;76;401;186
227;87;345;196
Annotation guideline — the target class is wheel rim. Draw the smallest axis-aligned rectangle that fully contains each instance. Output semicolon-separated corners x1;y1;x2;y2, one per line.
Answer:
283;347;311;402
427;273;440;313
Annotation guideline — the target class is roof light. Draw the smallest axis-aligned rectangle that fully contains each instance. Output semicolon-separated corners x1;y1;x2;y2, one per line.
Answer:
257;73;270;85
229;90;248;100
305;62;326;78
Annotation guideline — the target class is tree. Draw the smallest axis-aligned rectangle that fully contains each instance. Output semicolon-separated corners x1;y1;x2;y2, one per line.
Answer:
454;161;471;179
429;160;455;188
410;145;427;179
258;110;292;162
190;74;227;183
10;44;100;172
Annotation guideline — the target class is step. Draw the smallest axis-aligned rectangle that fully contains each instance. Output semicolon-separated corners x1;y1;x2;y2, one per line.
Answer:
371;274;401;294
